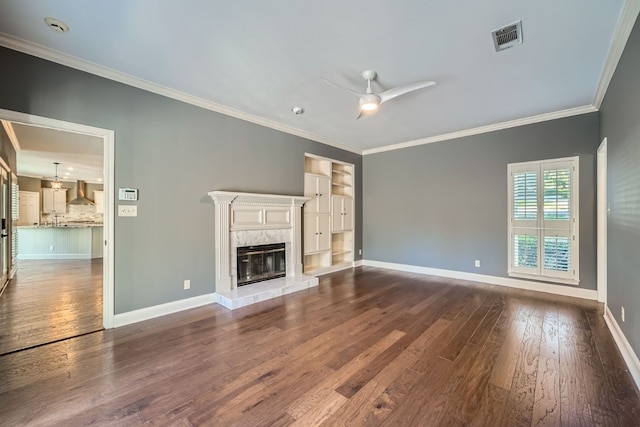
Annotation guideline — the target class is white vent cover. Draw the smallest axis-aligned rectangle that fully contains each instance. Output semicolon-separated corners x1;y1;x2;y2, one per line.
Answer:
492;21;523;52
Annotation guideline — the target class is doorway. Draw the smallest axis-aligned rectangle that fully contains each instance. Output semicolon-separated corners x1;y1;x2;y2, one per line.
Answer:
0;109;114;354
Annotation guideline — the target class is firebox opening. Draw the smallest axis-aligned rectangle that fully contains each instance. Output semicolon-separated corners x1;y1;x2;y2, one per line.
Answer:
237;243;286;286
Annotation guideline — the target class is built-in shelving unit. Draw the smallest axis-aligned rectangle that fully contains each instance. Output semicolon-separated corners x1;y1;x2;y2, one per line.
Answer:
303;154;354;275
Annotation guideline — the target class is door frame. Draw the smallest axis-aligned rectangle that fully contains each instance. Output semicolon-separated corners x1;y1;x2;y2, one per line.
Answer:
597;137;608;305
0;108;115;328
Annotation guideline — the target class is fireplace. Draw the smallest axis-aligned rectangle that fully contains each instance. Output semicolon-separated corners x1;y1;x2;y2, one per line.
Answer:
237;243;286;286
209;191;319;310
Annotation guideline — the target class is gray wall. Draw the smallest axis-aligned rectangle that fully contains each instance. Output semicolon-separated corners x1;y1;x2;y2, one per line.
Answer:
0;123;16;171
363;113;599;290
0;47;362;314
17;176;42;193
600;17;640;356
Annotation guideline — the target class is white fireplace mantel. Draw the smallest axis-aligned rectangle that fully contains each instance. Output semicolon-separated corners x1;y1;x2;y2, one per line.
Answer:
209;191;318;309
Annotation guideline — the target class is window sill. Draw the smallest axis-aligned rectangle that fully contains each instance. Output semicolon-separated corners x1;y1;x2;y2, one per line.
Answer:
508;272;580;286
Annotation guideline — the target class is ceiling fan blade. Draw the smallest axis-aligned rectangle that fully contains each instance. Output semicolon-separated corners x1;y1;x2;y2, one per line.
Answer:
379;80;436;104
319;75;362;98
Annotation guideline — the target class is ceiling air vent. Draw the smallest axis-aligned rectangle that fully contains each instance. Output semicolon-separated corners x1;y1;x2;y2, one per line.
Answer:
492;20;523;52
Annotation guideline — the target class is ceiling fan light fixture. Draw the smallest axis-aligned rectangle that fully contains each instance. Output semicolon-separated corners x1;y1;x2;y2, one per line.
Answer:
359;94;381;111
360;102;379;111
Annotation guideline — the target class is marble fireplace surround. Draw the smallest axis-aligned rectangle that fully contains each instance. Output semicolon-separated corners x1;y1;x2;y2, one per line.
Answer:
209;191;319;309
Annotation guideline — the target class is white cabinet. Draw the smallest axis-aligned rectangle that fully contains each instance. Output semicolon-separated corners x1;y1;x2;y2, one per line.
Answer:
304;155;355;274
42;189;67;214
304;175;331;214
93;190;104;214
331;196;353;232
18;191;40;226
304;214;331;254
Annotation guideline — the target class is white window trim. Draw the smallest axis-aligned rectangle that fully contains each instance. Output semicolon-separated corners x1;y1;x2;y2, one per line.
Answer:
507;156;580;286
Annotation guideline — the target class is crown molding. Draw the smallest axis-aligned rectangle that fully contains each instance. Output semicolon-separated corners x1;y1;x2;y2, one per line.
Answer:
592;0;640;109
362;105;598;155
0;33;362;156
0;119;20;151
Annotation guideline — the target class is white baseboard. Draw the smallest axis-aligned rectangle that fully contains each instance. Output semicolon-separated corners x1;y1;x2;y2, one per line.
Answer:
113;293;215;327
604;306;640;391
17;254;94;260
362;260;598;301
354;260;364;267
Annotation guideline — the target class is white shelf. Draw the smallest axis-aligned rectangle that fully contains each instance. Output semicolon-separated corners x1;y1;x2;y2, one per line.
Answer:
332;250;352;256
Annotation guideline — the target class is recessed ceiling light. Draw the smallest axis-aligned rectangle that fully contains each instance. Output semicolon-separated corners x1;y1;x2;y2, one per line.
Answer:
67;167;74;171
97;178;103;182
44;17;69;33
291;106;304;115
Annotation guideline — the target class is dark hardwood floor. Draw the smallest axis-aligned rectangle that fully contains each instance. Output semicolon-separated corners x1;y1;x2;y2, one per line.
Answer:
0;267;638;426
0;259;103;355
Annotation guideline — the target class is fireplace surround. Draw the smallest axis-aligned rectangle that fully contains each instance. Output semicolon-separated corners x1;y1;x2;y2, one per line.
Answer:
209;191;318;309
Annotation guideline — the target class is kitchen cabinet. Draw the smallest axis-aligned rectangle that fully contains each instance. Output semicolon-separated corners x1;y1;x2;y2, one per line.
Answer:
93;190;104;214
18;191;40;225
42;189;67;214
331;196;353;232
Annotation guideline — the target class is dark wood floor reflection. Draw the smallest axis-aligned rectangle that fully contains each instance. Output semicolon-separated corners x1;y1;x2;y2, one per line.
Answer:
0;259;103;355
0;267;638;426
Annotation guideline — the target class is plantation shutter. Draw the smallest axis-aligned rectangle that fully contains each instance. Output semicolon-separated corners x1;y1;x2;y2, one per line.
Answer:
508;157;579;284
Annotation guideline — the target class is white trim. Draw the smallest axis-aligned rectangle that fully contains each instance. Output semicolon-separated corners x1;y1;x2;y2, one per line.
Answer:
0;33;361;156
0;108;116;329
604;306;640;390
362;260;598;301
597;138;608;304
593;0;640;108
354;260;364;267
113;293;215;327
362;105;597;155
0;120;20;151
307;261;355;277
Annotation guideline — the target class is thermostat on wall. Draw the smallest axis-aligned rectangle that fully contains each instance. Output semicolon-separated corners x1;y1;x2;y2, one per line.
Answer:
119;188;138;201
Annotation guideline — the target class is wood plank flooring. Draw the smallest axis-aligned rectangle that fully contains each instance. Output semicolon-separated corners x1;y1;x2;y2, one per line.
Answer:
0;259;103;355
0;267;638;426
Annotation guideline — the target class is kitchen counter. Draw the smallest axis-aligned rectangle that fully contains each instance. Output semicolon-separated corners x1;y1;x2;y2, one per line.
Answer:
17;223;104;229
17;225;103;259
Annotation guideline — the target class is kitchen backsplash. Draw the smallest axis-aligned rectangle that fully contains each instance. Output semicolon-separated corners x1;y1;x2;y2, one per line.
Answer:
41;204;104;224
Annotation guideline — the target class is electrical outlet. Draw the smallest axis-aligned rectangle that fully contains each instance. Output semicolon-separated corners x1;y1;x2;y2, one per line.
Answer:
621;306;625;322
475;260;480;268
358;249;362;256
118;205;138;217
184;279;190;290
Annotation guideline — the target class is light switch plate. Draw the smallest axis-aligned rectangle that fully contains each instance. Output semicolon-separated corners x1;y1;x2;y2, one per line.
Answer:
118;205;138;217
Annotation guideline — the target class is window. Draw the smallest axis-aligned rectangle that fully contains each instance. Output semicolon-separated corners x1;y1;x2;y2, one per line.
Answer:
508;157;579;285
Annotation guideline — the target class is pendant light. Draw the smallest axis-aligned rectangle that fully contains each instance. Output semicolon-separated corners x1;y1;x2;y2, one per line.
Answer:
51;162;62;190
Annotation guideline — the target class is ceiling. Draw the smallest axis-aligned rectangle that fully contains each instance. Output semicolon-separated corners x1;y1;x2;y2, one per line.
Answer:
0;1;633;154
8;122;104;183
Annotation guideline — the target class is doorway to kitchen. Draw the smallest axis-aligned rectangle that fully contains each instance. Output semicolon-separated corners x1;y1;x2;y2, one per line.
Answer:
0;109;114;355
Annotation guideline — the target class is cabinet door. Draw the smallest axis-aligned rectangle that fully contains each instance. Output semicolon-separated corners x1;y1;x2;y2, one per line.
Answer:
54;190;66;213
42;189;54;213
304;215;318;254
304;214;331;253
94;191;104;214
18;191;40;225
304;175;331;214
343;197;353;231
317;214;331;251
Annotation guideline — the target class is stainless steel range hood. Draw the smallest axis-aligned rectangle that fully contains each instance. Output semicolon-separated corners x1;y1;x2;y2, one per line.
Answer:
68;180;95;205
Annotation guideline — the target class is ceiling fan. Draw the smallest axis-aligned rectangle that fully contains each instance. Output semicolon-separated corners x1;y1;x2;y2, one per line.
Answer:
320;70;435;119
